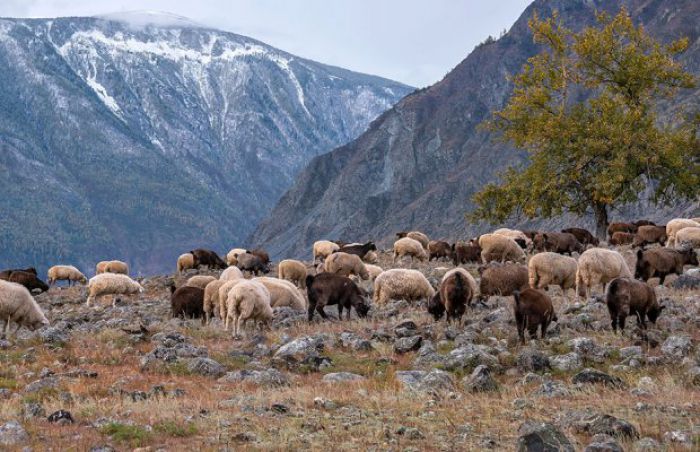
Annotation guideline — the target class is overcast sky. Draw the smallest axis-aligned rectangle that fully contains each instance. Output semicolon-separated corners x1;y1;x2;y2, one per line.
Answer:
0;0;532;87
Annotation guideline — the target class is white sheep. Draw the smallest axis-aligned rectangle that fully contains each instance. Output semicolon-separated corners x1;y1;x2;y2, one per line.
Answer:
575;248;632;300
675;227;700;248
176;253;194;274
365;264;384;281
185;275;217;290
373;269;435;305
219;266;244;282
363;250;378;264
47;265;87;286
104;260;129;275
226;248;248;266
254;277;306;310
666;219;700;248
203;279;226;324
218;279;244;321
528;252;577;292
95;261;109;274
324;252;369;279
86;273;144;307
0;280;49;338
478;233;526;263
225;279;273;337
313;240;340;263
393;237;428;264
397;231;429;249
278;259;308;288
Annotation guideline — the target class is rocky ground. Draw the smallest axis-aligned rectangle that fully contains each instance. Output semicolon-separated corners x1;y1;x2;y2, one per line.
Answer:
1;251;699;451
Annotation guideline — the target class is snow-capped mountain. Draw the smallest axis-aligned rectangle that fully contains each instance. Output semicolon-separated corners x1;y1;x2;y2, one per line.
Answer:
0;12;412;274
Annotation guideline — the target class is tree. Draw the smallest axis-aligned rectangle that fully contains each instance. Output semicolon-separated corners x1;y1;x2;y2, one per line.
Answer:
469;8;700;239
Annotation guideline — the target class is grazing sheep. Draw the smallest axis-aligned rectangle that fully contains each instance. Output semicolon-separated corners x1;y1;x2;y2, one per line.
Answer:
169;285;204;322
47;265;87;286
635;247;698;284
95;261;109;275
190;249;227;270
306;273;370;321
532;232;582;255
338;242;377;260
236;253;270;275
478;262;529;300
396;231;429;249
452;241;481;265
104;260;129;275
633;225;667;247
513;289;556;344
185;275;217;290
364;264;383;281
607;222;638;240
428;240;453;261
0;267;37;280
434;268;477;325
313;240;340;263
363;250;378;264
8;271;49;293
633;220;656;227
493;228;531;248
606;277;663;332
249;248;270;265
427;292;445;321
0;280;49;338
676;227;700;248
373;269;435;305
218;279;245;321
278;259;308;288
176;253;195;274
561;227;599;246
527;252;577;292
575;248;632;300
226;248;248;266
254;277;306;310
478;234;526;264
203;280;226;324
86;273;144;307
393;237;428;264
219;266;244;282
225;280;273;337
610;231;635;246
324;252;369;279
665;219;700;248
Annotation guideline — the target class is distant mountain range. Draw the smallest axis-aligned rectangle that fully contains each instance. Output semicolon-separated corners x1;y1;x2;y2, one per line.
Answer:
0;12;412;275
251;0;700;259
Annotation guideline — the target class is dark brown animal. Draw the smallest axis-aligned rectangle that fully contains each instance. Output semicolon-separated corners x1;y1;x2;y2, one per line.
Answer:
610;231;634;246
635;248;698;284
532;232;582;255
521;230;541;240
190;249;227;269
428;240;453;261
561;228;599;246
633;220;656;227
338;242;377;259
478;263;528;300
8;271;49;293
248;248;270;265
607;222;638;240
305;273;369;321
438;270;474;325
0;267;37;280
632;225;667;247
606;277;663;332
236;253;270;275
169;285;205;322
452;241;481;265
513;288;557;344
427;292;445;321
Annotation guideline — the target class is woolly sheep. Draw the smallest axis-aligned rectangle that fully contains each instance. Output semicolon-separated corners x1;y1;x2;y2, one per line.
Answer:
219;266;244;282
393;237;428;264
666;219;700;248
218;279;244;321
86;273;144;307
225;280;273;337
226;248;248;266
396;231;429;249
47;265;87;286
254;277;306;310
527;252;577;292
493;228;531;247
104;260;129;275
373;269;435;305
313;240;340;263
575;248;632;301
324;252;369;279
278;259;308;288
185;275;217;290
365;264;384;281
95;261;108;274
203;279;226;324
0;280;49;338
478;233;526;264
675;227;700;248
177;253;195;274
363;250;378;264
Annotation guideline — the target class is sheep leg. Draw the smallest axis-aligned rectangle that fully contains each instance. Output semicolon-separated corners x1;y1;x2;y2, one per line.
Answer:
316;304;329;320
618;314;626;332
516;314;525;344
540;321;549;339
337;304;343;320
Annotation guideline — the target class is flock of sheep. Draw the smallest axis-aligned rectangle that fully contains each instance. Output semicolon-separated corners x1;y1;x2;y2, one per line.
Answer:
2;216;700;343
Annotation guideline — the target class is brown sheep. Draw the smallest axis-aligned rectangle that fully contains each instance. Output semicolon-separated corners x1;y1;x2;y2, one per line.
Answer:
104;260;129;275
633;225;667;247
433;268;477;325
278;259;308;289
248;248;270;265
452;241;481;265
635;247;698;284
0;267;37;280
606;277;663;332
513;288;556;344
478;263;529;300
396;231;429;249
190;249;227;270
393;237;428;263
236;253;270;275
610;231;635;246
338;242;377;259
8;271;49;293
532;232;582;255
633;220;656;227
170;285;205;322
428;240;453;261
607;222;638;240
305;273;370;321
561;227;599;246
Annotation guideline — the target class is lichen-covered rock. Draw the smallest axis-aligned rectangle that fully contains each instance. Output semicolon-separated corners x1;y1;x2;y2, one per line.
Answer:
218;368;289;387
517;348;550;373
516;420;574;452
0;422;28;446
660;335;693;358
322;372;366;383
186;357;226;377
572;369;624;388
462;365;498;393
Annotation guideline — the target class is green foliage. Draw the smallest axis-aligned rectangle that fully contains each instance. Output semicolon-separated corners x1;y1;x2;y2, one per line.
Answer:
154;420;198;438
470;8;700;236
100;422;152;446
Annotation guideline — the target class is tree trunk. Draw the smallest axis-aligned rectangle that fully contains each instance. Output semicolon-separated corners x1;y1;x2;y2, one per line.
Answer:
593;202;609;241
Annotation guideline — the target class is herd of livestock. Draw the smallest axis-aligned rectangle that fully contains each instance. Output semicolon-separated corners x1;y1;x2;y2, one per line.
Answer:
1;216;700;343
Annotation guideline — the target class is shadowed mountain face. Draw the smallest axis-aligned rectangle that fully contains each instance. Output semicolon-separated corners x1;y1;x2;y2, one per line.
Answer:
0;14;412;275
251;0;700;260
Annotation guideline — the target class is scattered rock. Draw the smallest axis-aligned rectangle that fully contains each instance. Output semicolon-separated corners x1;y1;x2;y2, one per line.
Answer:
575;414;639;439
394;335;423;354
671;274;700;290
660;335;693;358
395;369;455;394
322;372;366;383
572;369;624;388
462;365;498;393
218;368;289;387
24;377;59;393
186;357;226;377
517;348;550;373
550;353;582;372
233;431;258;442
583;433;623;452
663;430;691;446
532;380;571;398
0;422;28;446
21;401;45;419
634;437;662;451
395;426;424;439
516;420;574;452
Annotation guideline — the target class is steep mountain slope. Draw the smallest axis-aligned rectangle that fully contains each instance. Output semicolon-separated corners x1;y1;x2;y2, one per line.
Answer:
0;12;411;274
251;0;700;259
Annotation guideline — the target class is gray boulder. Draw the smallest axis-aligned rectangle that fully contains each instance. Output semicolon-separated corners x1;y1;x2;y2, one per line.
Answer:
186;357;226;377
0;422;28;446
322;372;366;383
516;420;574;452
462;365;498;393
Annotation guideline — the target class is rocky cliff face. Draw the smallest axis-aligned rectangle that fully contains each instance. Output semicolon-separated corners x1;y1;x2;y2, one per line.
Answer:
251;0;700;259
0;12;411;274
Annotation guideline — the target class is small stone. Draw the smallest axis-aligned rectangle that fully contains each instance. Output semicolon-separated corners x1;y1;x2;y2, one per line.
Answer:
516;348;550;373
322;372;366;383
233;432;258;442
687;366;700;386
394;335;423;354
516;420;574;452
550;353;582;372
583;433;623;452
219;368;289;387
462;365;498;393
661;335;692;358
0;422;29;446
634;437;662;451
572;369;624;388
186;357;226;377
